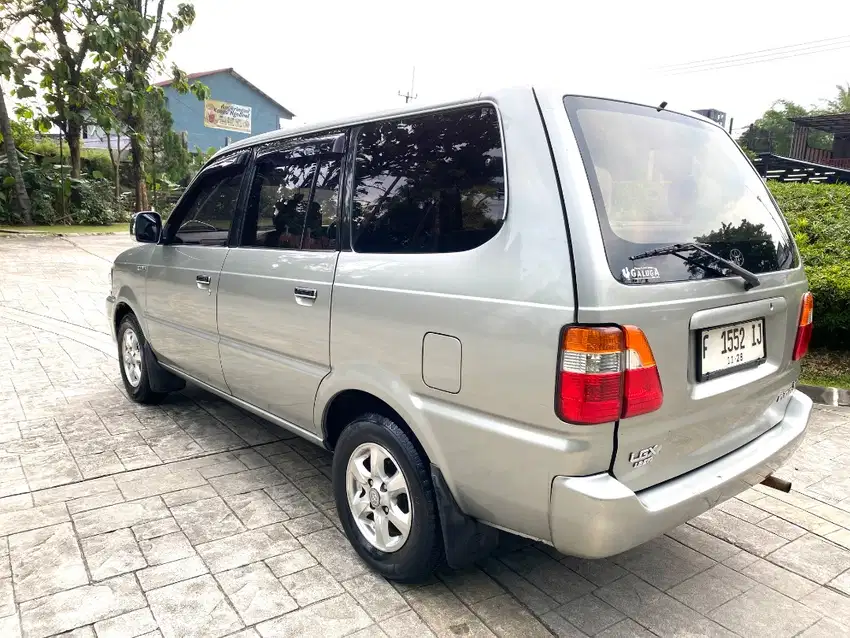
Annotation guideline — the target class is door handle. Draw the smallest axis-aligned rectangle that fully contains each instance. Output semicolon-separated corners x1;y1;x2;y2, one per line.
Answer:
294;287;317;301
196;274;212;289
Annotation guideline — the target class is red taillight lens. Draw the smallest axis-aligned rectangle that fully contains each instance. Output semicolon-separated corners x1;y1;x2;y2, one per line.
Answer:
557;325;663;424
792;292;814;361
622;326;664;418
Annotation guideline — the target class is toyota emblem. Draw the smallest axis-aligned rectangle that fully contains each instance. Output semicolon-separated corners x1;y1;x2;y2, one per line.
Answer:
729;248;744;266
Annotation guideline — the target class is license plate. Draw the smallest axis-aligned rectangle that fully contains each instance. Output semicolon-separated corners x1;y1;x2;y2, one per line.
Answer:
698;318;766;380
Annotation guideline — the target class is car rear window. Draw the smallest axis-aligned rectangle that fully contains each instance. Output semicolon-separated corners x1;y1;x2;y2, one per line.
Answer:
564;96;797;284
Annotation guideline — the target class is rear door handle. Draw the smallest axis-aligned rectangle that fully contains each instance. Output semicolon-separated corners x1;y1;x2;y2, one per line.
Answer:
294;287;317;301
196;274;211;289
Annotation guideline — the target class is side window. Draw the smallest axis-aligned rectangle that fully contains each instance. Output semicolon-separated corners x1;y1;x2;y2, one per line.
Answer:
172;168;245;246
243;141;342;250
351;106;505;254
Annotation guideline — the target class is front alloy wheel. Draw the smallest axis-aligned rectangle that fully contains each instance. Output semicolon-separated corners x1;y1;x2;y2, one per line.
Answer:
346;442;412;552
121;328;143;388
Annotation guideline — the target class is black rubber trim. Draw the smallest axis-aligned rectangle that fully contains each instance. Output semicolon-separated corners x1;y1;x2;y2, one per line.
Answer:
532;88;578;324
142;343;186;393
430;464;498;569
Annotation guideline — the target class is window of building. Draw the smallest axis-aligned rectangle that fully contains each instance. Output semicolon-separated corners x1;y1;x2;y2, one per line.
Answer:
351;106;505;254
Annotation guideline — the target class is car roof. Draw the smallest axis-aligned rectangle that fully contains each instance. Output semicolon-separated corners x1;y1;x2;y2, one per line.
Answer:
210;82;722;162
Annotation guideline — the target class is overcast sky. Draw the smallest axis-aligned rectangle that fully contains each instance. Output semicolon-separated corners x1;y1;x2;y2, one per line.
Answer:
162;0;850;134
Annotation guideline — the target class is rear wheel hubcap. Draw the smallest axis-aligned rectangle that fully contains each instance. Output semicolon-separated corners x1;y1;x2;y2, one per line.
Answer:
346;442;412;553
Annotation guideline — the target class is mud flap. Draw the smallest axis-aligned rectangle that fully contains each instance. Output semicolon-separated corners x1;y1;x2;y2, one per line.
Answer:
143;343;186;393
431;465;499;569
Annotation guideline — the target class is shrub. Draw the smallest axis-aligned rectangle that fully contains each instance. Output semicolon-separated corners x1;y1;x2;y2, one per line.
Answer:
769;181;850;349
0;154;120;226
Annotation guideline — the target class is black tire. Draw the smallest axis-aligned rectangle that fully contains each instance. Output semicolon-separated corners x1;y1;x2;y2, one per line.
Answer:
117;314;167;405
333;413;443;582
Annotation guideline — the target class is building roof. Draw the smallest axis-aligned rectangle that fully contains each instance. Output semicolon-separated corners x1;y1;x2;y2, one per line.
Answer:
154;68;295;118
752;152;850;184
788;113;850;137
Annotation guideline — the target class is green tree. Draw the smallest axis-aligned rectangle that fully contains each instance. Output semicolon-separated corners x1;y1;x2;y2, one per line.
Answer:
2;0;111;179
737;100;832;156
99;0;207;212
826;83;850;114
0;40;32;223
143;90;190;209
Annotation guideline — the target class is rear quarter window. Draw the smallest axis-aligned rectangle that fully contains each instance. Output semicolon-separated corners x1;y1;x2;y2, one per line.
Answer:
351;105;505;254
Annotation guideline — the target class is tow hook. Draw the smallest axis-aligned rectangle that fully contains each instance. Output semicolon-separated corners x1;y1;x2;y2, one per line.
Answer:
760;475;792;493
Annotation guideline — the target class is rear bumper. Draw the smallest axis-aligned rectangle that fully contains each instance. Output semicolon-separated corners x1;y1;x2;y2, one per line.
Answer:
549;390;812;558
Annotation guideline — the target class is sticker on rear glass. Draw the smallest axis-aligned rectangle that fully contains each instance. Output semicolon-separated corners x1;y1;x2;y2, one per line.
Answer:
621;266;660;283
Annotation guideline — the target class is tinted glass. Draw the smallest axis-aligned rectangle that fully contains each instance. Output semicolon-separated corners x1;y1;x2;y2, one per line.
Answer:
564;96;796;284
352;106;505;254
244;142;341;250
173;169;244;246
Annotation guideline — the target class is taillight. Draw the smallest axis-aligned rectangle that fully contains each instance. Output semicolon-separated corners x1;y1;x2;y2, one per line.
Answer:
557;325;663;425
792;292;814;361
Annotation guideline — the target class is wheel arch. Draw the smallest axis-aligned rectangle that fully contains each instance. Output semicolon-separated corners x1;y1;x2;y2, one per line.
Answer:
315;368;451;483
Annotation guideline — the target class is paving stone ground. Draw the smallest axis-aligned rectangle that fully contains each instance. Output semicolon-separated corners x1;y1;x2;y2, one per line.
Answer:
0;233;849;638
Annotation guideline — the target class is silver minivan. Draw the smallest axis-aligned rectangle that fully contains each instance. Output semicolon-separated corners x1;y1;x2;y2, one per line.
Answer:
107;86;814;582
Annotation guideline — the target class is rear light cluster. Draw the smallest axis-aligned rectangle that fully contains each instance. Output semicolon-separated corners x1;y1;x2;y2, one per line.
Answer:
557;325;663;425
792;292;814;361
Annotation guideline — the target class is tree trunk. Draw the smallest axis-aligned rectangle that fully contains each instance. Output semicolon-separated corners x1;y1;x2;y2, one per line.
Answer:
106;129;121;212
66;120;82;179
0;81;33;225
129;128;148;212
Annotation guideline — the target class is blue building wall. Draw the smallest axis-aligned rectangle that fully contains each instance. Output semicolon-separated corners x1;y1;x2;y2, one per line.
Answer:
163;72;289;151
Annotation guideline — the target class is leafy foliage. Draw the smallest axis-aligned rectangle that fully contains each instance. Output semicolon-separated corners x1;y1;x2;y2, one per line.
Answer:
0;152;121;225
769;181;850;348
738;101;831;156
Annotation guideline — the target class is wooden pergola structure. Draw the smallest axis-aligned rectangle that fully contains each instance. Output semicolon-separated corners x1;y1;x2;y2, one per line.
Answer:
788;113;850;170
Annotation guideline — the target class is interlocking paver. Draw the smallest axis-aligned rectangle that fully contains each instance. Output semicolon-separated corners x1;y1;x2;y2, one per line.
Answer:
596;574;737;637
72;497;169;537
93;607;158;638
147;574;242;638
136;555;209;592
138;531;195;566
215;562;297;625
3;234;850;637
18;573;146;638
279;564;344;606
265;548;318;577
709;584;821;637
195;523;300;573
223;490;289;529
767;534;850;584
169;496;246;544
80;528;147;581
9;522;88;601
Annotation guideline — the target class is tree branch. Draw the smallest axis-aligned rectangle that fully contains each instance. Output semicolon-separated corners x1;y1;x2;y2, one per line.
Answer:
146;0;165;67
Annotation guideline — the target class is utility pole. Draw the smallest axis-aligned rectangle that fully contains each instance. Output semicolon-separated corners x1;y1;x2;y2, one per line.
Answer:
398;67;417;103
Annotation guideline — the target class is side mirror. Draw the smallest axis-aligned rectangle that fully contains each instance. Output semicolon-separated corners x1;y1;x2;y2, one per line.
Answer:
131;212;162;243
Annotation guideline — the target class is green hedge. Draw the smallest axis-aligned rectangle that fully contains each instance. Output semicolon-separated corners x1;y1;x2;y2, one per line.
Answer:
769;181;850;348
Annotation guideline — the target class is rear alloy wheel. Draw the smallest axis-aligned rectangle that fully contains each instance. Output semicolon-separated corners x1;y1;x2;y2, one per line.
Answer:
333;413;443;582
346;442;412;553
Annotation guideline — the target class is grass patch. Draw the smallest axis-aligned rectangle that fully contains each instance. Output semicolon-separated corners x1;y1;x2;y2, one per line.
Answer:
800;349;850;389
0;224;127;235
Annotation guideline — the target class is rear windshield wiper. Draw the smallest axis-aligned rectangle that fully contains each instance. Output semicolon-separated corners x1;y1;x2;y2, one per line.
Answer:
629;242;761;290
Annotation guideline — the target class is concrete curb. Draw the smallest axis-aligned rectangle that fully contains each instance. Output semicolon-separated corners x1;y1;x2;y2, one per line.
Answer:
798;384;850;407
0;231;124;238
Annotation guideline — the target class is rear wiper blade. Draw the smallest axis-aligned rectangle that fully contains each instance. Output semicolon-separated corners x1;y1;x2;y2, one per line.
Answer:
629;242;761;290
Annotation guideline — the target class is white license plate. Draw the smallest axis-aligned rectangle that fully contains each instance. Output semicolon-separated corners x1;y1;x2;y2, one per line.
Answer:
699;318;766;380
